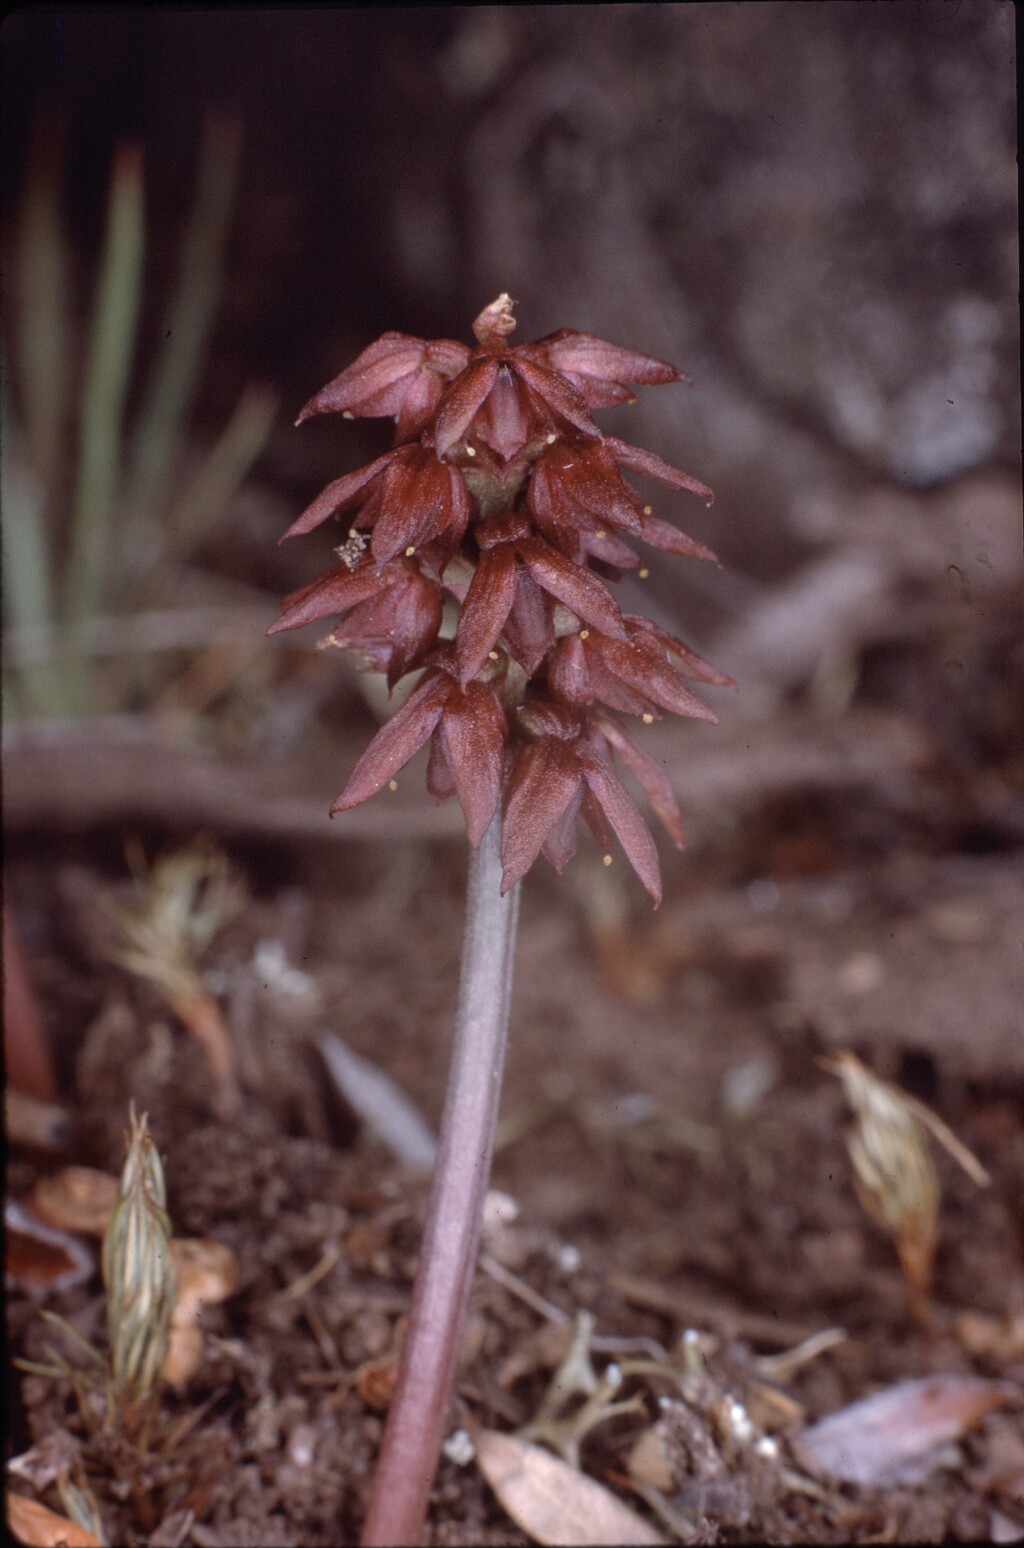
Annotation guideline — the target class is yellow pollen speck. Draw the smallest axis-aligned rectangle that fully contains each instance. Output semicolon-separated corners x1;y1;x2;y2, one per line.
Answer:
642;712;654;724
643;505;652;516
388;780;398;792
405;546;416;556
342;411;355;420
579;629;590;640
466;445;477;457
546;434;557;444
639;568;650;579
602;854;613;867
488;650;500;660
596;530;607;540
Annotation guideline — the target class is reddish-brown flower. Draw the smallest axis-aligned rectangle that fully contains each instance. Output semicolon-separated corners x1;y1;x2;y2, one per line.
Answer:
500;702;663;903
280;443;470;569
330;655;508;847
274;296;727;902
269;557;442;688
455;509;626;683
297;332;470;443
528;433;718;571
548;616;732;720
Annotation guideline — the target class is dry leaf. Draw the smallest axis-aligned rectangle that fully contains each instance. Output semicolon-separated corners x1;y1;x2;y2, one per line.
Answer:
7;1492;101;1547
797;1374;1013;1487
4;1200;94;1294
475;1428;666;1546
31;1169;119;1236
161;1237;240;1387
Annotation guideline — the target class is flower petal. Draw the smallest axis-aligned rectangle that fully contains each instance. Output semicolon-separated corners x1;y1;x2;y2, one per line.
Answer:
547;635;591;707
330;670;451;814
502;573;555;676
637;509;718;563
297;334;428;423
529;442;643;538
591;636;718;721
329;570;443;688
279;451;397;541
532;330;687;401
501;740;582;892
439;681;508;846
370;450;455;565
519;539;625;640
426;728;456;801
541;785;584;872
475;366;533;460
533;330;685;384
579;748;663;904
434;357;501;458
627;616;734;686
267;563;386;634
592;713;686;847
455;547;519;684
605;436;715;503
511;357;599;440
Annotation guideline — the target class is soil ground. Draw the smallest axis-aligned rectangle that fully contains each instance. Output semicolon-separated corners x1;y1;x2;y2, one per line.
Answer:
6;683;1024;1545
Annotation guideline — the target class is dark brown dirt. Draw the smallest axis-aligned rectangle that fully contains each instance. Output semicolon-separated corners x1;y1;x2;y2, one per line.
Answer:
6;743;1024;1546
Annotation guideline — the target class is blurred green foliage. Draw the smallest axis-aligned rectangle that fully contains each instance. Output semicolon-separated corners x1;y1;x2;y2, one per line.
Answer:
2;112;278;721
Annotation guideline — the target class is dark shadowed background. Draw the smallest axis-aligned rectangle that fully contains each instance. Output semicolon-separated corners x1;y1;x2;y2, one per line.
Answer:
2;0;1021;962
4;13;1024;1545
4;3;1018;529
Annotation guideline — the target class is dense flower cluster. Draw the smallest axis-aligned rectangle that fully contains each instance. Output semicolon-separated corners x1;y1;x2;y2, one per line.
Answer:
271;295;729;903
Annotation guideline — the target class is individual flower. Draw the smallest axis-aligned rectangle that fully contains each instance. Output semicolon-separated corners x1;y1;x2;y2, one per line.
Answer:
455;508;626;683
499;701;663;903
268;557;441;687
279;442;470;567
330;653;509;847
523;327;687;407
547;615;732;720
527;438;644;551
297;332;470;443
527;434;718;571
432;295;602;462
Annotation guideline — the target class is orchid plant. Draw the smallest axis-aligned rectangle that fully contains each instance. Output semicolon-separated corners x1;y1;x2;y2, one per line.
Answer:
271;295;727;1544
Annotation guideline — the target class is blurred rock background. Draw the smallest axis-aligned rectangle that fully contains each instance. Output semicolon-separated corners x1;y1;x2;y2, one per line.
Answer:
2;2;1020;795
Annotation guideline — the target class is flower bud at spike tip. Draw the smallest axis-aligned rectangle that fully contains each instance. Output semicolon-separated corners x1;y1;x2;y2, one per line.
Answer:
274;304;725;902
473;293;517;345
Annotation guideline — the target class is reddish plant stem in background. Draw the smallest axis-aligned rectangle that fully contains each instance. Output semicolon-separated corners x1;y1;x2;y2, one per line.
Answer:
360;816;520;1547
3;888;57;1100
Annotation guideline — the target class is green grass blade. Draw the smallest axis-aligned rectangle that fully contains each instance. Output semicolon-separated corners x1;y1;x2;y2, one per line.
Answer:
63;143;145;634
125;110;243;525
161;384;278;561
1;376;69;716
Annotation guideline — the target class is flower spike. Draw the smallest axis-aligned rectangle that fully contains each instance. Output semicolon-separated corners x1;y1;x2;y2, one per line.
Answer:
275;299;726;899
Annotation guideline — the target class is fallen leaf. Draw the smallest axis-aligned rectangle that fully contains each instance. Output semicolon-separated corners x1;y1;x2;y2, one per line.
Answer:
7;1492;101;1547
475;1428;666;1546
31;1168;119;1236
4;1200;94;1294
797;1374;1013;1487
